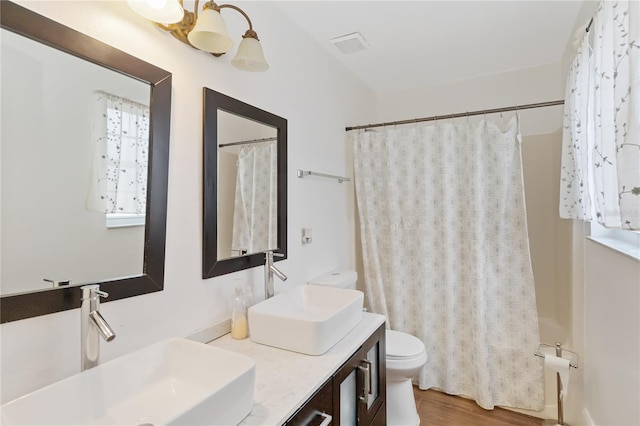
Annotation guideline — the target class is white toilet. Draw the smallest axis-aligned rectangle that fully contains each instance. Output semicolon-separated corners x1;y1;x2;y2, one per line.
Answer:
386;329;428;425
308;270;428;426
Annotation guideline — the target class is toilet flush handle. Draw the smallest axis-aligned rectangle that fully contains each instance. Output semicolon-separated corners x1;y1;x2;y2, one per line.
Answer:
359;359;373;401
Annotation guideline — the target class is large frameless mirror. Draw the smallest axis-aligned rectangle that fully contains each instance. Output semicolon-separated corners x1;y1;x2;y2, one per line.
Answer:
202;88;287;278
0;1;172;323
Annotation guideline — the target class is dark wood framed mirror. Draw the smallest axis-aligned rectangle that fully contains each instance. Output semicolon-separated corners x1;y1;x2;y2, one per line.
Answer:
0;1;171;323
202;88;287;278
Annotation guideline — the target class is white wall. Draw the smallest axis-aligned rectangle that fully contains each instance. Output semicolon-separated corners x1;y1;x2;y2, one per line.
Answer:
0;0;376;403
583;242;640;426
376;62;565;137
521;131;572;329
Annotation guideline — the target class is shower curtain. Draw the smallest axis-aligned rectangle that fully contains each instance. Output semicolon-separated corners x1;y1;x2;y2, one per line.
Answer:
231;141;278;254
352;116;543;410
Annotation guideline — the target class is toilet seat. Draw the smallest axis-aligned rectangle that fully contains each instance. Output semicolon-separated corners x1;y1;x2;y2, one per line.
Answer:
385;329;427;426
386;330;426;360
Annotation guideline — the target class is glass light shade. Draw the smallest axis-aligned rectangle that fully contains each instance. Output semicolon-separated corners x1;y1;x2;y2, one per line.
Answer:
127;0;184;24
231;37;269;72
187;8;234;54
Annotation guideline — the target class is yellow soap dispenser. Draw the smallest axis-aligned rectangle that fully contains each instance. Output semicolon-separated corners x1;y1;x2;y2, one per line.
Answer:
231;280;248;340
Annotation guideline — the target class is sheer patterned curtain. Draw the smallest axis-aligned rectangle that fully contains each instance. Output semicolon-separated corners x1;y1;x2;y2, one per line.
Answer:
560;0;640;230
352;116;543;410
231;141;278;254
560;35;594;221
87;91;149;214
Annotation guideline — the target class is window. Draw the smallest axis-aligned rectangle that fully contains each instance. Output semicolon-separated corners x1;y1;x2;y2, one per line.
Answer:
106;212;145;228
560;1;639;259
87;91;149;228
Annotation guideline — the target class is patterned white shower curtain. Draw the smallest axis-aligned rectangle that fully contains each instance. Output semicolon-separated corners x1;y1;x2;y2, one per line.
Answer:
352;116;543;410
231;141;278;254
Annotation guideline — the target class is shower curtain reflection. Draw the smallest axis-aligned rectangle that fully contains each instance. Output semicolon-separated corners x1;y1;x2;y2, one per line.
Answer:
352;116;543;410
231;141;278;256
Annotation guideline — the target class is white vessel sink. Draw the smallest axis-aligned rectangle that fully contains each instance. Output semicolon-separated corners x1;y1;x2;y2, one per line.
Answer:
248;284;364;355
1;338;255;425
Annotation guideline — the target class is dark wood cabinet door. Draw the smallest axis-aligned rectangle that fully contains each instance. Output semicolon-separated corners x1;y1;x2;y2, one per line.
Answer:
333;324;386;426
332;348;362;425
357;325;386;425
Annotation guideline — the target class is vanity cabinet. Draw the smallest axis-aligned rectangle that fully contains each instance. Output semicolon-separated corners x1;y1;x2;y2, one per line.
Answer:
285;324;386;426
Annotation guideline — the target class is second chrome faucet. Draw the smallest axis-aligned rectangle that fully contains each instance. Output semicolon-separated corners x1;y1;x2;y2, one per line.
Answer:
81;285;115;371
264;251;287;299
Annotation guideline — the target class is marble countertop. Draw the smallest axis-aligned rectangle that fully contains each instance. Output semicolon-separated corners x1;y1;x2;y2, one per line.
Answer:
208;312;386;426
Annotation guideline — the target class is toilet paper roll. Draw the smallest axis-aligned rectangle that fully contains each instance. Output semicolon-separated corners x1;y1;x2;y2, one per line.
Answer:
545;355;571;398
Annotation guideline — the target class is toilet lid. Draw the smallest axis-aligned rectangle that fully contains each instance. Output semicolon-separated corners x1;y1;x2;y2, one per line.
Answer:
386;330;426;359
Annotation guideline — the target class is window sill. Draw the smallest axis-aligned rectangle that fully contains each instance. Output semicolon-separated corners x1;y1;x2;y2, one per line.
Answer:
106;213;145;228
587;236;640;261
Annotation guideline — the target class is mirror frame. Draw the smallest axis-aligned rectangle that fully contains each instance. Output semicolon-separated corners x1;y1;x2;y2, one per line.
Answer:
0;1;171;323
202;88;287;278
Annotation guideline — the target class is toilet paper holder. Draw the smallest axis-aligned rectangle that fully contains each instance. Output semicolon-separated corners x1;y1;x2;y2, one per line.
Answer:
534;342;579;426
534;342;579;369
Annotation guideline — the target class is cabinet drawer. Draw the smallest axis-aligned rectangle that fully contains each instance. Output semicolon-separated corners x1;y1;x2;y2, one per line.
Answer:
286;378;333;425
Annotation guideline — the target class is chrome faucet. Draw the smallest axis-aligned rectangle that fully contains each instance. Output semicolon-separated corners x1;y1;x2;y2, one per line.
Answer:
81;285;116;371
264;251;287;299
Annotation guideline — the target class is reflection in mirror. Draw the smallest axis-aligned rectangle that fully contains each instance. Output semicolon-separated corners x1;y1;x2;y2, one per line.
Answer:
1;29;149;295
203;88;287;278
217;110;278;260
0;1;171;323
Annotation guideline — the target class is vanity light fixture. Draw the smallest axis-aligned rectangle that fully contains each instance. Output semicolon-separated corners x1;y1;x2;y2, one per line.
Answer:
128;0;269;72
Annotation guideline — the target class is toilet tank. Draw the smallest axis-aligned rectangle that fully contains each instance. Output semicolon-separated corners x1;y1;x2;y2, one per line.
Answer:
308;270;357;290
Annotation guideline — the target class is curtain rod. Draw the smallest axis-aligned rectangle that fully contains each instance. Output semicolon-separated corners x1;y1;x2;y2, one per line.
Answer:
219;136;277;148
345;99;565;131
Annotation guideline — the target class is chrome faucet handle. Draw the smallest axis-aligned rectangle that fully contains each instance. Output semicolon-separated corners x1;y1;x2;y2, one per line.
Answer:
264;250;284;261
96;290;109;298
81;285;109;299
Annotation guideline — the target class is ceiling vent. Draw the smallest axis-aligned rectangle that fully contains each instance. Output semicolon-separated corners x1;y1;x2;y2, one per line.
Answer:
329;32;370;54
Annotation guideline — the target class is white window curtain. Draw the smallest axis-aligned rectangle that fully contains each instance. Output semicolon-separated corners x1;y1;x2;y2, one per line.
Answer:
231;141;278;254
560;0;640;230
87;91;149;214
560;35;594;221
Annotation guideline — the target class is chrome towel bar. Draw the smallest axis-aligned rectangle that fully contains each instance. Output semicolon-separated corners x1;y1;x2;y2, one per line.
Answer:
296;169;351;183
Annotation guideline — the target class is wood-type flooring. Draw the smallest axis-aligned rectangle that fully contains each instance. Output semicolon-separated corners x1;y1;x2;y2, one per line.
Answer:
414;388;544;426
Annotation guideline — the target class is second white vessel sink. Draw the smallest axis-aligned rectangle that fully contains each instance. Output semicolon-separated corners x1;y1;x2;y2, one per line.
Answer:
248;284;364;355
1;338;255;425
